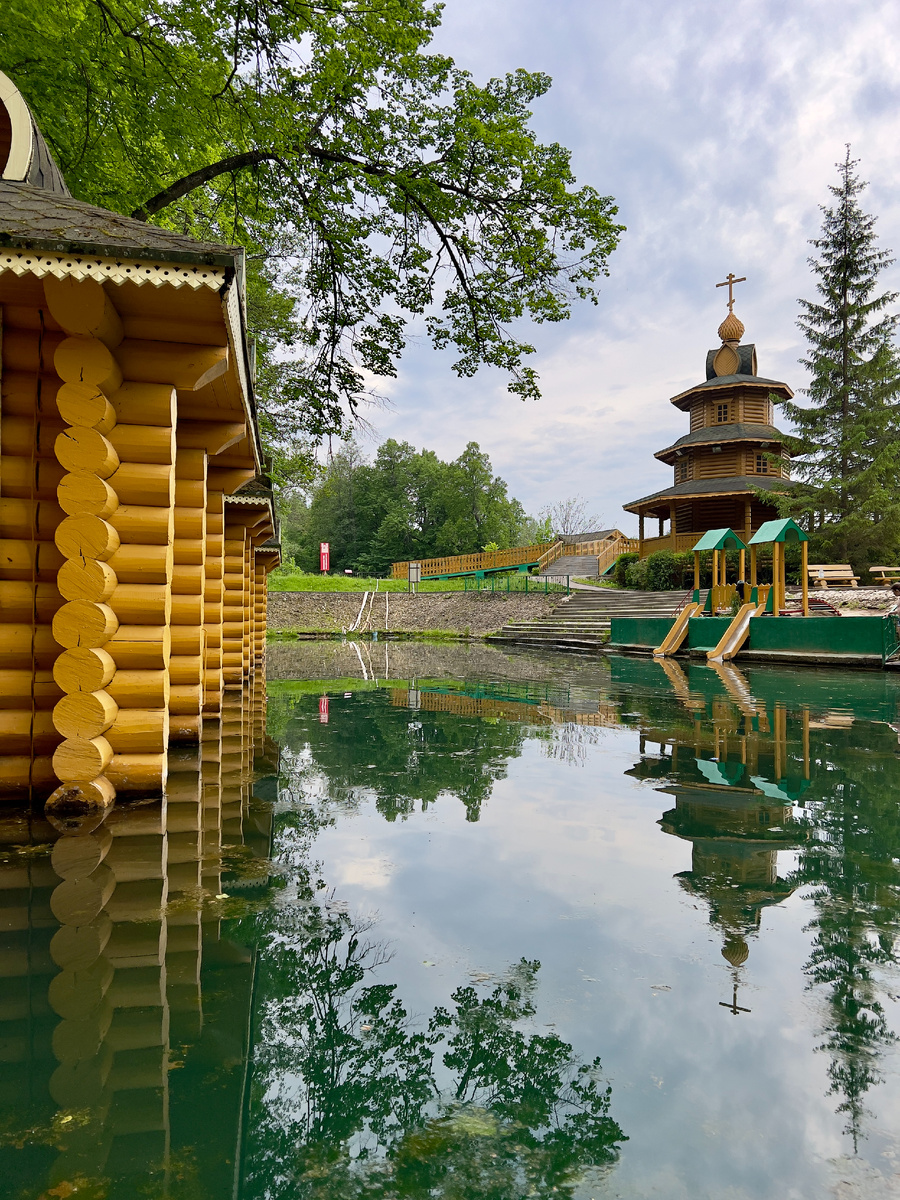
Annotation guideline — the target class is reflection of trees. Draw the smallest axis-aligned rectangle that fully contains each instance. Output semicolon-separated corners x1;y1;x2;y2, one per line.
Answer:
243;905;624;1199
275;692;529;821
619;653;900;1151
788;725;900;1148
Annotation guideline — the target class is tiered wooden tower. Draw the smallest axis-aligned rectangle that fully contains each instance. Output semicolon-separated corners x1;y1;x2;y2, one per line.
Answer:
624;275;793;557
0;72;279;816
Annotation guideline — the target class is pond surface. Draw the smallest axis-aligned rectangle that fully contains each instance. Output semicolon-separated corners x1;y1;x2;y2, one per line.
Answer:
3;642;900;1199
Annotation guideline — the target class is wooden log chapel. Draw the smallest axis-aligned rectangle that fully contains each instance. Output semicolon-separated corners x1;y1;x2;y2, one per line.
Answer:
0;71;280;817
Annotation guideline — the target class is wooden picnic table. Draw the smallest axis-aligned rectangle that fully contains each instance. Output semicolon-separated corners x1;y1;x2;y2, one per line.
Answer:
808;564;859;589
869;566;900;586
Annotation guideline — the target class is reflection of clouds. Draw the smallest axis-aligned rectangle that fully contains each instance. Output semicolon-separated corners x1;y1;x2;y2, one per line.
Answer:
335;855;396;889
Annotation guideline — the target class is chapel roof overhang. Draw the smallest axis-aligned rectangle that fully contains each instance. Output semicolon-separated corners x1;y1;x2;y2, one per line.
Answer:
670;374;793;412
654;423;789;462
0;181;239;267
622;473;791;515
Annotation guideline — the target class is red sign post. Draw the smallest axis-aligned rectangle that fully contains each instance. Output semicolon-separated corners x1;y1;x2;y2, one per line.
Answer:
319;542;330;572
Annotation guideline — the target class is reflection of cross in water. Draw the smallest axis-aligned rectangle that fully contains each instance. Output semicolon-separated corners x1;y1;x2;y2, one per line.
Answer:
719;982;751;1015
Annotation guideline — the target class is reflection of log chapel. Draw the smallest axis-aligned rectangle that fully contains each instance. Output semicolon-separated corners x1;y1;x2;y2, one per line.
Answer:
624;276;793;557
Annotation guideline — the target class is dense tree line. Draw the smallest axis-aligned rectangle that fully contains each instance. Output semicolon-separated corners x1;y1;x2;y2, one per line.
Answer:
280;439;543;575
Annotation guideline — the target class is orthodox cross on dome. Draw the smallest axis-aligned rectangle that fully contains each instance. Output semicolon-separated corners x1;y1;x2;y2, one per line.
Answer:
716;272;747;312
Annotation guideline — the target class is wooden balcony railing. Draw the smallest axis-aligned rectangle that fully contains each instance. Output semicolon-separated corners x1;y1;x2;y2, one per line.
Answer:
391;542;557;579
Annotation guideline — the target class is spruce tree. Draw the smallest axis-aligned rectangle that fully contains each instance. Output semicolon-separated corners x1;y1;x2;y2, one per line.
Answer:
778;150;900;570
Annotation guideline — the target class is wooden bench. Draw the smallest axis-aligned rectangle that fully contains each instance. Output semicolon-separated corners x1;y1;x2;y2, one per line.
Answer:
869;566;900;587
808;564;859;589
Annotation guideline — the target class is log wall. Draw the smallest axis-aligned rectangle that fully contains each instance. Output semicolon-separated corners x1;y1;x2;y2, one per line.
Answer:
0;273;279;815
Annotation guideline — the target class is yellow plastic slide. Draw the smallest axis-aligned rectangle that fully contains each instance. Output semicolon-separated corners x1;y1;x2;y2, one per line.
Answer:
707;602;766;663
653;602;702;657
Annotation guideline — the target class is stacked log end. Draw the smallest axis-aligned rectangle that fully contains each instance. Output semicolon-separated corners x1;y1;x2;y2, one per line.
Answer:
43;278;125;818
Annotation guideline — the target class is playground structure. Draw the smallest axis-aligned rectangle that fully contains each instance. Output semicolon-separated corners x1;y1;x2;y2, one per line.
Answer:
611;522;900;669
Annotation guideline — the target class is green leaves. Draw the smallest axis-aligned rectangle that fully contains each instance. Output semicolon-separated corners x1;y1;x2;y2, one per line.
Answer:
777;149;900;569
2;0;623;461
284;438;528;575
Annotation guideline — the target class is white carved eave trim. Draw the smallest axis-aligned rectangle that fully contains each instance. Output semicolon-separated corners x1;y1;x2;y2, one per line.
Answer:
0;70;34;181
0;247;227;291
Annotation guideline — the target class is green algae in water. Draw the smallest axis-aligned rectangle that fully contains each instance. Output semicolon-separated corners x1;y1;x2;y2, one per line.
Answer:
2;644;900;1199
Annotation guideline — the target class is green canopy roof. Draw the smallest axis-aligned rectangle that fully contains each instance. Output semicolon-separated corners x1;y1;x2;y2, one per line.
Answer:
691;527;748;552
748;518;808;545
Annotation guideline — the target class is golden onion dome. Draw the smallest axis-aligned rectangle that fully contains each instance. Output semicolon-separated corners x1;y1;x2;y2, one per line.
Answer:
718;310;745;343
721;937;750;967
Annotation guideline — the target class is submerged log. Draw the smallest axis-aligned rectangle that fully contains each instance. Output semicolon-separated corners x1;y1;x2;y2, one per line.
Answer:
45;776;116;828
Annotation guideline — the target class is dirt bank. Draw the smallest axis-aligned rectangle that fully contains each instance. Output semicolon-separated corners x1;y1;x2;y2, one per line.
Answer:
266;590;561;636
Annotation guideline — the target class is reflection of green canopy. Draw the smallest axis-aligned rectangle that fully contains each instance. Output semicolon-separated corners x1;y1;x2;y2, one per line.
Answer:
696;757;745;785
750;774;812;801
748;518;808;545
691;527;748;552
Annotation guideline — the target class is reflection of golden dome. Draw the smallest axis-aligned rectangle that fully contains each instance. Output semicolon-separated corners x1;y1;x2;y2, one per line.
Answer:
718;311;745;342
722;937;749;967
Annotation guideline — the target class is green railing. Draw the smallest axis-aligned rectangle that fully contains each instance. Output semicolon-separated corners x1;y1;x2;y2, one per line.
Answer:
463;573;570;595
882;615;900;665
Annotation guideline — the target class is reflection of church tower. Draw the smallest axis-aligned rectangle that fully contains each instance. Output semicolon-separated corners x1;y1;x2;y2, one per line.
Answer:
623;276;794;553
659;783;802;1006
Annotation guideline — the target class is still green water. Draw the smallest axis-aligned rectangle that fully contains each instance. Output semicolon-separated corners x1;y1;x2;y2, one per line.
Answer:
3;642;900;1199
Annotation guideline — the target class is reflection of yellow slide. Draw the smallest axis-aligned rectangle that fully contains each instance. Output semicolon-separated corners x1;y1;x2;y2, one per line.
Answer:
707;602;766;662
653;602;702;657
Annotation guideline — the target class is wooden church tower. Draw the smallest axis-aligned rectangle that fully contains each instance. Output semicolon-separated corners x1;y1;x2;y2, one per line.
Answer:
624;275;793;557
0;71;279;816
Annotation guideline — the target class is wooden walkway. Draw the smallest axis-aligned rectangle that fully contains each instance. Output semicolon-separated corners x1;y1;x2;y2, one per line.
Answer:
391;532;636;580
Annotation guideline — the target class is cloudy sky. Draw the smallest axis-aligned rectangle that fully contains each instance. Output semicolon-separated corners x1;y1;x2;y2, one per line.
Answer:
365;0;900;534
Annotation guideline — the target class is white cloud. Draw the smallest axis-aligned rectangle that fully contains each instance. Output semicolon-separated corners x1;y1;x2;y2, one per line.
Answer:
367;0;900;531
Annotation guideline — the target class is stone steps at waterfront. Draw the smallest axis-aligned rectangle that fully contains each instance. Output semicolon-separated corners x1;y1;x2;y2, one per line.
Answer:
489;588;693;651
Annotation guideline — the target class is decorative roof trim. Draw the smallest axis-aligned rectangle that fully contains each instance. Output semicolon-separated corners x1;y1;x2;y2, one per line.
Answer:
0;71;33;180
670;374;793;409
654;423;789;461
224;493;271;505
0;246;227;291
623;473;791;513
